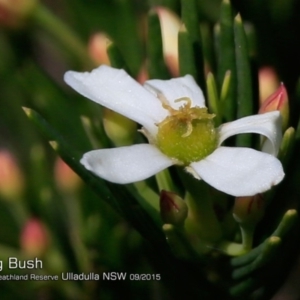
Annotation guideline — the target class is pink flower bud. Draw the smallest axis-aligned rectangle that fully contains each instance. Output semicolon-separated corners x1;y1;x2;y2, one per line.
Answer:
20;218;49;257
233;194;265;227
0;0;37;29
0;150;24;200
136;61;148;84
54;157;82;193
155;7;180;76
160;190;188;226
259;83;289;130
259;67;280;106
88;32;111;66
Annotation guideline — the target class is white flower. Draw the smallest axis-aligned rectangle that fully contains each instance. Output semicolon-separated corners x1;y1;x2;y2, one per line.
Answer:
64;65;284;197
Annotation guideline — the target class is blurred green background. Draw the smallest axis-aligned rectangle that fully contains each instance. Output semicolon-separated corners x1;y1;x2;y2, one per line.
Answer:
1;0;300;299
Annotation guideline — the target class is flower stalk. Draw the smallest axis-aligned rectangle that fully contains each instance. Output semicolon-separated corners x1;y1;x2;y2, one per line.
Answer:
184;191;222;243
233;194;265;251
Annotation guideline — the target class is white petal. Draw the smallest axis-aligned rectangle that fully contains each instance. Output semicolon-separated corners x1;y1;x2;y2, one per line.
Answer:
144;75;206;109
80;144;174;184
218;111;282;156
189;147;284;197
64;65;166;136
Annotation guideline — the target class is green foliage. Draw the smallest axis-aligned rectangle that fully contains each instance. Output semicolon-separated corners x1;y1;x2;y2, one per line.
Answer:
1;0;300;299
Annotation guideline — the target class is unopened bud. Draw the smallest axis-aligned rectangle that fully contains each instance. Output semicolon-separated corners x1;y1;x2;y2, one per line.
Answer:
259;67;280;105
88;32;111;66
155;7;180;76
279;127;295;164
136;62;148;84
233;194;264;227
0;150;24;200
0;0;38;29
259;83;289;130
20;218;49;257
54;157;82;193
160;190;188;226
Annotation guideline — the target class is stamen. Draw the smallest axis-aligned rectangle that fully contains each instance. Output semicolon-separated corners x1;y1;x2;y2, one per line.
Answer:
174;97;192;108
157;93;176;114
181;121;193;138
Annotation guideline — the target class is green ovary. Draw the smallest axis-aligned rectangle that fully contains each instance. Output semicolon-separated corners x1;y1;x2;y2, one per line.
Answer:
156;118;218;165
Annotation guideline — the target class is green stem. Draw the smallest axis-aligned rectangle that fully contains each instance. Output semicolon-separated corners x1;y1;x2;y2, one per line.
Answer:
155;169;177;193
185;192;222;243
162;224;199;260
240;225;254;251
133;181;160;212
131;182;162;226
31;4;93;69
62;193;91;273
215;225;256;256
177;170;222;243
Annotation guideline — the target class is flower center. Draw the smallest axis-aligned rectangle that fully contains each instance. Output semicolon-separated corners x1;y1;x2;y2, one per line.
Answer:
156;97;218;165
